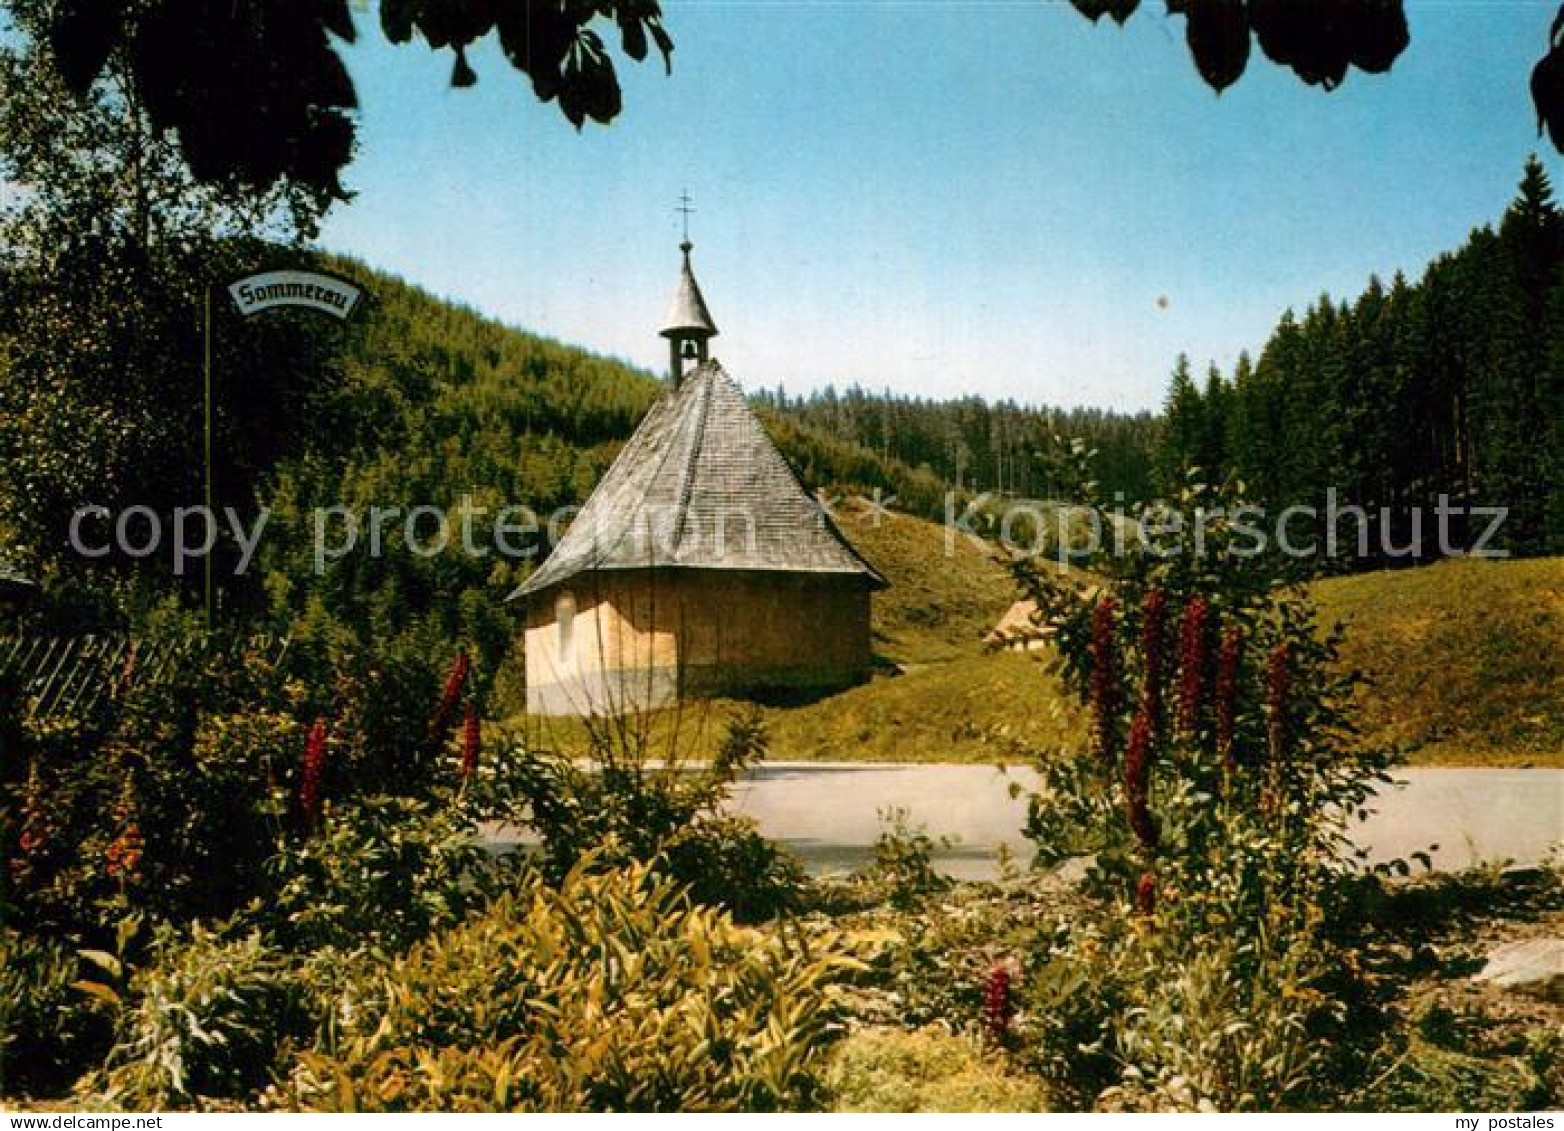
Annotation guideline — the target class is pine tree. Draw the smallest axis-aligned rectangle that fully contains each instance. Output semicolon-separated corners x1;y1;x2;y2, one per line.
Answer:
1155;158;1563;564
1199;364;1230;477
1547;278;1564;552
1158;354;1205;491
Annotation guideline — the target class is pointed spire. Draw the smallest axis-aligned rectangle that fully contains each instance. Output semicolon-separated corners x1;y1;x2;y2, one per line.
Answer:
660;241;718;342
660;237;718;385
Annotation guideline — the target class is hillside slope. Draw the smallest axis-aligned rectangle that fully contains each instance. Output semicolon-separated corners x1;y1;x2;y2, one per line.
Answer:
833;498;1014;666
754;532;1563;767
1314;557;1564;765
749;502;1079;763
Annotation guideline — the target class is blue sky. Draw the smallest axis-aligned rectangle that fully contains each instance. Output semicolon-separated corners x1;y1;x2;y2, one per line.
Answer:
321;1;1559;412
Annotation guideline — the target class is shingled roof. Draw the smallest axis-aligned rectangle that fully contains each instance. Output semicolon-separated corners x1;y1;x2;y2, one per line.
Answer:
514;360;887;598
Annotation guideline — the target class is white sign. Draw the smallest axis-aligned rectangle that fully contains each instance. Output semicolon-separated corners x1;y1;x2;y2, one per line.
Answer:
227;270;363;320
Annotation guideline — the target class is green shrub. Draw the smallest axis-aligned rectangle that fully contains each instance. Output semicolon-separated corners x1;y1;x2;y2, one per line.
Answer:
4;621;303;936
283;628;486;801
0;928;112;1097
1016;848;1364;1111
90;924;310;1108
4;611;490;945
660;814;805;924
498;707;802;921
1104;935;1330;1111
1022;918;1136;1107
1357;1034;1555;1112
279;859;852;1111
260;792;498;953
861;807;950;910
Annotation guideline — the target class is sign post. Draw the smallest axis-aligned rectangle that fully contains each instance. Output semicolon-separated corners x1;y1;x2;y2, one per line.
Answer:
204;284;213;627
204;269;365;627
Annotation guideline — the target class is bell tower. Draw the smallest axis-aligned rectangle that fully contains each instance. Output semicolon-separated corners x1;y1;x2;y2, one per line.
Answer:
659;195;718;385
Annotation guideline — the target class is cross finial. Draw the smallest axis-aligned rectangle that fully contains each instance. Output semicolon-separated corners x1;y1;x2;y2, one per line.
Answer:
676;189;695;245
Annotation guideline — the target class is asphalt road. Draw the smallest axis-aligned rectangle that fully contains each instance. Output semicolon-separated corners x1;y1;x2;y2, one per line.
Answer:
725;764;1564;881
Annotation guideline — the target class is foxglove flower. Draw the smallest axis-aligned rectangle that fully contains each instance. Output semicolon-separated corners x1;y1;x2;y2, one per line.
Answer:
10;762;47;885
982;962;1015;1044
1140;587;1168;720
105;779;143;882
1175;596;1210;737
298;717;328;826
1124;708;1159;851
431;647;471;739
461;703;481;778
105;823;144;882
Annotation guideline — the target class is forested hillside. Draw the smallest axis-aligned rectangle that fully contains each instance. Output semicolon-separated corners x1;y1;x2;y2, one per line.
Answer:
1157;157;1564;559
756;387;1160;508
7;158;1558;681
326;264;1162;524
0;220;1155;703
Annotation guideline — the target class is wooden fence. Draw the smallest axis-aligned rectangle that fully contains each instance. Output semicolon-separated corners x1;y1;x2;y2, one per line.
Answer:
0;631;289;724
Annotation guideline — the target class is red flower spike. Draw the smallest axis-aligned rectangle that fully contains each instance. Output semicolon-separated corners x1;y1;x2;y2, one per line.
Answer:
1124;708;1159;851
431;648;471;739
11;763;48;884
105;823;143;883
461;704;481;778
1140;587;1168;720
298;717;329;826
982;962;1015;1044
1175;596;1210;737
105;781;144;883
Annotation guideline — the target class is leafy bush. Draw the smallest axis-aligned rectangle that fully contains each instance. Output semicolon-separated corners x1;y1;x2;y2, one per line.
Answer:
279;859;851;1112
860;807;950;910
0;928;113;1097
500;707;802;921
4;619;304;936
1017;839;1359;1110
1019;481;1393;906
660;814;805;924
281;627;486;802
1101;934;1332;1111
3;608;495;950
89;924;311;1108
260;792;498;953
